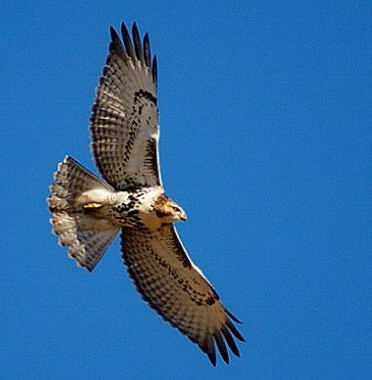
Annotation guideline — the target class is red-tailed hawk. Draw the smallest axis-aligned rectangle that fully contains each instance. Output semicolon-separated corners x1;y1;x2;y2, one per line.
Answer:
48;23;244;365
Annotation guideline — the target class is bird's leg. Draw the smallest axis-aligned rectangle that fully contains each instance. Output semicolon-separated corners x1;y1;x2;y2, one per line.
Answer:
83;202;104;209
76;188;113;209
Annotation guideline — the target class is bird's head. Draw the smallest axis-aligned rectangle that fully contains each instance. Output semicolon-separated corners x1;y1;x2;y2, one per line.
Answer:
154;195;187;223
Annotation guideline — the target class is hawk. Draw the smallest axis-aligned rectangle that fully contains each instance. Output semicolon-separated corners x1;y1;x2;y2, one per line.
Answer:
48;23;244;365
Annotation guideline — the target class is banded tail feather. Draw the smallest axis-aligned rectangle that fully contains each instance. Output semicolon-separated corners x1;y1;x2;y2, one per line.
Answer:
48;156;119;271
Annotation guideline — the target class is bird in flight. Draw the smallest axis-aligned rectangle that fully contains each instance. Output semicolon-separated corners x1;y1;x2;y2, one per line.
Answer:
48;22;244;365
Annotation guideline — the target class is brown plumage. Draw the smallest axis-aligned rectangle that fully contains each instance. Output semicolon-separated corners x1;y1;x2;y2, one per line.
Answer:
48;22;244;365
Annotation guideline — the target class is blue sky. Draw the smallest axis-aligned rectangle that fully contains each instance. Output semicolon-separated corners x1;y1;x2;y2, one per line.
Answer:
1;1;371;378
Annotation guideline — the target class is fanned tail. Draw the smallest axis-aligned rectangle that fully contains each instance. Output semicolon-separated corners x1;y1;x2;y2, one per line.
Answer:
48;156;119;271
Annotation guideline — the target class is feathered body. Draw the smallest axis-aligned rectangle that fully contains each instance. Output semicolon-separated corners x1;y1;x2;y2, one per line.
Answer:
48;23;244;366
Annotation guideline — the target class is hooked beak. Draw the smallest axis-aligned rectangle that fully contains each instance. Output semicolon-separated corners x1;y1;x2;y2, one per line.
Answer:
180;210;187;221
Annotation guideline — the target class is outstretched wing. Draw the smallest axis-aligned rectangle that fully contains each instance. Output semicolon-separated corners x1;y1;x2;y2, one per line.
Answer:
90;23;160;190
121;225;245;365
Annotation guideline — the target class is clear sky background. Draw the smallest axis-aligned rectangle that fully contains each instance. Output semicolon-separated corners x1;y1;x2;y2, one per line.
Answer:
1;1;371;379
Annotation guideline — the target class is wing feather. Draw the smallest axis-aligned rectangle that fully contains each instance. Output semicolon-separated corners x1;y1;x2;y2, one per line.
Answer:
221;325;241;357
132;23;144;62
214;331;229;364
152;55;158;86
143;33;151;67
121;23;136;61
91;23;160;189
121;225;244;365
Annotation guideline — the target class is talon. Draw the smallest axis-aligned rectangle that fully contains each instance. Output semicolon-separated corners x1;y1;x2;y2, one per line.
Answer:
83;202;103;209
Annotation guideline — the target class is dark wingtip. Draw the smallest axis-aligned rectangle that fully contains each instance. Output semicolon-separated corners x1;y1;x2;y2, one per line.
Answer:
207;352;217;367
110;26;120;42
200;337;217;366
221;326;240;358
152;55;158;84
120;21;128;36
108;25;126;59
226;318;245;342
121;22;135;60
131;22;143;61
225;308;242;324
143;32;151;67
214;331;230;364
116;22;157;83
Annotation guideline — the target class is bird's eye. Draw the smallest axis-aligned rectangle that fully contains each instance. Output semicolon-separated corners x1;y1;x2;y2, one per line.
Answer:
172;206;180;212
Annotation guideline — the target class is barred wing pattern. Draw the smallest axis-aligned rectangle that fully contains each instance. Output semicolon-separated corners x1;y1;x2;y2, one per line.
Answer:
91;23;161;189
121;225;245;365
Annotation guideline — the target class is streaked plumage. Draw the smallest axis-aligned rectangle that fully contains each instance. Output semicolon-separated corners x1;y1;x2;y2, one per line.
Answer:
48;23;244;365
